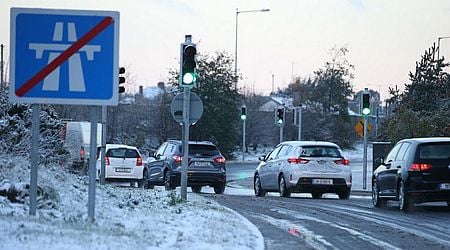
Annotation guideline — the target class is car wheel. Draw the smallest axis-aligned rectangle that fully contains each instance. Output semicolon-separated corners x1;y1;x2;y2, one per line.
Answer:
137;170;147;188
214;183;225;194
279;175;291;197
164;171;173;191
254;175;266;197
372;180;387;208
399;180;412;212
191;186;202;193
311;191;323;199
338;188;351;200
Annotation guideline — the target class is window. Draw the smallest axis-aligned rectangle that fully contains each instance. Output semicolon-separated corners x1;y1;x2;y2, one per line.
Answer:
385;143;402;163
299;146;341;158
419;142;450;159
277;145;292;157
155;143;167;157
395;143;410;161
266;145;283;161
107;148;139;158
188;144;220;156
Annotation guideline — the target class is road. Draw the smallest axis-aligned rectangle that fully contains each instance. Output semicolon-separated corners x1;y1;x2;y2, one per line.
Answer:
200;162;450;250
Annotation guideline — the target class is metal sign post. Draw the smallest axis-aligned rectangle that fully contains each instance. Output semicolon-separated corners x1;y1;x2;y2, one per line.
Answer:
29;104;40;215
242;118;246;161
363;115;368;190
88;107;98;222
181;87;190;200
100;106;107;185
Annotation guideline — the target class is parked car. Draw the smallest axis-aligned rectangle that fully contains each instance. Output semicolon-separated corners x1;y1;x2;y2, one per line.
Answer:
144;140;227;194
372;137;450;211
62;121;102;175
254;141;351;199
96;144;144;187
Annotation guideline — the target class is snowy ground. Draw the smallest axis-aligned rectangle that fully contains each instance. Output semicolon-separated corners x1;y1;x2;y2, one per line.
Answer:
0;156;264;250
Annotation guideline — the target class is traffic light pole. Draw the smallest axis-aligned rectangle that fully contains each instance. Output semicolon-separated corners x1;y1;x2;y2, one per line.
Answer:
280;125;283;144
242;119;246;161
181;87;190;200
297;106;302;141
363;114;368;190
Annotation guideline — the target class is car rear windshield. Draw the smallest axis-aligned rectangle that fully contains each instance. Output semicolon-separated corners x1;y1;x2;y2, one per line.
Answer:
106;148;139;158
299;146;342;158
187;144;220;157
418;142;450;160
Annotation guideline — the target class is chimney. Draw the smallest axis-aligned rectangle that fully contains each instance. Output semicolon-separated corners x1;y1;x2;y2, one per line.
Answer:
139;85;143;95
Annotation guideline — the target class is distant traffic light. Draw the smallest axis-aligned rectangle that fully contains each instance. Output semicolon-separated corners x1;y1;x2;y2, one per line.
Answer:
276;108;285;125
181;44;197;87
119;67;125;93
362;92;370;115
241;106;247;120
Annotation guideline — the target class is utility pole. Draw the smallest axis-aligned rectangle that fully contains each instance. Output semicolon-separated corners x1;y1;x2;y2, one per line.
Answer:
1;44;4;92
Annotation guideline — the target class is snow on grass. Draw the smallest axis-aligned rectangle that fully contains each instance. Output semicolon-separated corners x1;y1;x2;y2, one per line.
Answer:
0;156;263;250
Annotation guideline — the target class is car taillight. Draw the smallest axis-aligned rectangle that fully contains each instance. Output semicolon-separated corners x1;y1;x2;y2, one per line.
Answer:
136;157;143;166
409;163;432;171
173;155;182;163
214;157;226;164
80;146;85;161
334;158;350;165
105;156;110;166
288;157;310;164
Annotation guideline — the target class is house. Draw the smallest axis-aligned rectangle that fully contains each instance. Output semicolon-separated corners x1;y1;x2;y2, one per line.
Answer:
259;95;294;112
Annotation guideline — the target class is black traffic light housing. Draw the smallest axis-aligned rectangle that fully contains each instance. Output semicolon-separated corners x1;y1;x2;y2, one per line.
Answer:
241;106;247;120
119;67;125;93
181;44;197;87
362;92;370;115
276;107;285;126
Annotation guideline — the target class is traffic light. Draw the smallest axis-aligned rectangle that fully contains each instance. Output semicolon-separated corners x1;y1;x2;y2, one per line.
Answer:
119;67;125;93
181;44;197;87
240;106;247;120
276;108;285;125
362;92;370;115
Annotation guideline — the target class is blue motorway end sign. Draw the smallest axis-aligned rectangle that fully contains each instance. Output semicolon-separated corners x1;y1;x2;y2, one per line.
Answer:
9;8;120;106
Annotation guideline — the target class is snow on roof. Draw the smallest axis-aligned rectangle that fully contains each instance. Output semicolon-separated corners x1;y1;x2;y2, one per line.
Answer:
143;86;163;99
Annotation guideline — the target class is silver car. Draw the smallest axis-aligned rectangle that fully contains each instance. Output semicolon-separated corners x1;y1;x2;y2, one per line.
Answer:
254;141;352;199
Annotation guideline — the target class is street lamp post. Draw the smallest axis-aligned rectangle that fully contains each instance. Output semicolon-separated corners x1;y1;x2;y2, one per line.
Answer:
234;8;270;90
437;36;450;60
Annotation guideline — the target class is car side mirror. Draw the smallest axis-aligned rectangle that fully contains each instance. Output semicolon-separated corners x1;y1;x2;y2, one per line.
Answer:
375;157;384;166
258;155;266;162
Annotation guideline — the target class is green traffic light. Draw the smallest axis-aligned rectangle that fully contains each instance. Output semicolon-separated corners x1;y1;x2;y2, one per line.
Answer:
362;108;370;115
183;73;196;85
241;115;247;120
277;119;283;125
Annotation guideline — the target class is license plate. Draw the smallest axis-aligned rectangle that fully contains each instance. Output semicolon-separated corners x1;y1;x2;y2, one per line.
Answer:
312;179;333;185
115;168;131;173
439;183;450;190
193;161;211;167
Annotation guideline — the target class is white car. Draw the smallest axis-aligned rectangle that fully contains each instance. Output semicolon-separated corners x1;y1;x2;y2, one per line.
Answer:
254;141;352;199
96;144;144;186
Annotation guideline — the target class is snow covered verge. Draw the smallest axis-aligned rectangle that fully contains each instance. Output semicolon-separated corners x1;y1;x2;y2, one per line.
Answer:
0;156;264;250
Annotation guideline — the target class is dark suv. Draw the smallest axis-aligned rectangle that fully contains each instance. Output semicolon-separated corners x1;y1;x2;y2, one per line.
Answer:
372;137;450;211
144;140;227;194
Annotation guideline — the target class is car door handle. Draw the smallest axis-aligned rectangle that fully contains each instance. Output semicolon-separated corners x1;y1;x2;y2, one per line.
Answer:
396;166;401;169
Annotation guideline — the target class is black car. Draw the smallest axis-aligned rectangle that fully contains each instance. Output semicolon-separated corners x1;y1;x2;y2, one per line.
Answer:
144;140;227;194
372;137;450;211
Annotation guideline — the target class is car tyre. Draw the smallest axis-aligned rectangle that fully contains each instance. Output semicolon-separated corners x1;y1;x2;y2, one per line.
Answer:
399;180;412;212
311;191;323;199
164;171;174;191
372;180;387;208
254;174;266;197
214;183;225;194
191;186;202;193
279;175;291;198
338;188;351;200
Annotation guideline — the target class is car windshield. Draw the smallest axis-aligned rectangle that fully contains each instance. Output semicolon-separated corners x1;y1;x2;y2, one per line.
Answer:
106;148;139;158
418;143;450;160
187;144;220;157
299;146;341;158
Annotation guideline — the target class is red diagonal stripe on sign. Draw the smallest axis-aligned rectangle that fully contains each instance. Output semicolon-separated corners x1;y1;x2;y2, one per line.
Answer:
16;16;114;97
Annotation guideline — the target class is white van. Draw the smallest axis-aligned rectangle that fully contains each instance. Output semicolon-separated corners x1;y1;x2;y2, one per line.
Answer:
63;121;102;174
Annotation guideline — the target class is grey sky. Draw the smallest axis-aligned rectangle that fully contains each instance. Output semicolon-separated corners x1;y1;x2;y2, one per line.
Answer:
2;0;450;100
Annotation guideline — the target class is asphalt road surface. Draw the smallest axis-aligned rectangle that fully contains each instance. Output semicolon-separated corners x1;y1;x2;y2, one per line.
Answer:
201;162;450;250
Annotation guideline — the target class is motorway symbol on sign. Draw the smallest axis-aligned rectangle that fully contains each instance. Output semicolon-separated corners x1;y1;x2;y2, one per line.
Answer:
9;8;120;105
170;92;203;124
